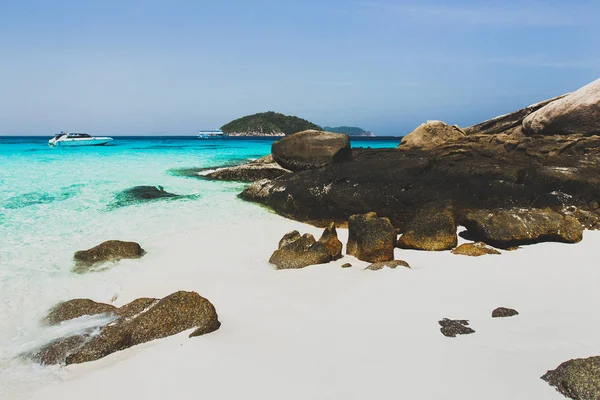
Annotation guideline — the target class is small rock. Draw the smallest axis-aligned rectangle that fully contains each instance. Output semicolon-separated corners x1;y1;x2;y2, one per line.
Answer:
347;212;396;262
73;240;145;271
365;260;410;271
341;263;352;268
439;318;475;337
492;307;519;318
542;356;600;400
451;242;501;257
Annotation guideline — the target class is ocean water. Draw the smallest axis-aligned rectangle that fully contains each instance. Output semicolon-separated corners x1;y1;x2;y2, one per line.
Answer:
0;135;399;398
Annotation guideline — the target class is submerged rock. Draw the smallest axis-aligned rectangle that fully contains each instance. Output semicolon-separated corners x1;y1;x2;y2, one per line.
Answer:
524;78;600;136
399;120;465;148
542;356;600;400
491;307;519;318
110;185;197;208
269;231;332;270
73;240;145;271
31;291;220;365
365;260;410;271
451;242;501;257
347;212;396;262
439;318;475;338
271;130;352;171
462;208;583;248
397;203;457;251
204;155;291;182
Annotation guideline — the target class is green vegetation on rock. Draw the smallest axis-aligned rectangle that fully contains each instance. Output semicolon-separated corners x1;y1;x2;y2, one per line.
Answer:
221;112;321;136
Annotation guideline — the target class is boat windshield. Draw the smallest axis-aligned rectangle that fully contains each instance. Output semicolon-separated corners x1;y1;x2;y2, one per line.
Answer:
68;133;92;138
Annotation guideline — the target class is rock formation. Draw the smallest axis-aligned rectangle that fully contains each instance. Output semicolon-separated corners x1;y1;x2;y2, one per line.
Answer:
204;155;291;182
399;120;465;148
73;240;145;271
269;225;343;269
397;203;457;251
347;212;396;262
542;356;600;400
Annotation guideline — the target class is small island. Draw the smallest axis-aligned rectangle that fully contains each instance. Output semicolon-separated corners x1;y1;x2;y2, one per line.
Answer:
221;111;321;137
323;126;375;137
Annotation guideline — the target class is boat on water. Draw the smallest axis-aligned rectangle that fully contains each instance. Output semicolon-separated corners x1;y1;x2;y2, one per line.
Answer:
48;132;113;147
198;129;227;139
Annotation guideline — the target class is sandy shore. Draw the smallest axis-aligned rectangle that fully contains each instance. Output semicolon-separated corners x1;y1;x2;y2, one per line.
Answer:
26;215;600;400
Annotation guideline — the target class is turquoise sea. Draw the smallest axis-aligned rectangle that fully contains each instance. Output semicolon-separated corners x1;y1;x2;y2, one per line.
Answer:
0;135;399;398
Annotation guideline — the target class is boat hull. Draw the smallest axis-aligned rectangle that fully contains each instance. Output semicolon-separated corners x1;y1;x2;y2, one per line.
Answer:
49;138;113;147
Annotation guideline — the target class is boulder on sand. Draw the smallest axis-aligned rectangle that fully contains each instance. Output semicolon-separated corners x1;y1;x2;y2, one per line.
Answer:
317;222;343;260
399;121;465;148
397;203;457;251
542;356;600;400
73;240;145;271
31;291;220;365
524;78;600;136
451;242;501;257
439;318;475;338
347;212;396;262
461;208;583;248
492;307;519;318
269;232;332;270
271;130;352;171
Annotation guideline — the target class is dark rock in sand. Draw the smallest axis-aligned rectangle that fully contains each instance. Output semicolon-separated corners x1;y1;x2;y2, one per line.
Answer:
451;242;501;257
439;318;475;338
347;212;396;262
365;260;410;271
491;307;519;318
269;232;332;270
542;356;600;400
317;222;343;260
524;78;600;136
43;299;117;325
73;240;145;271
397;203;457;251
271;130;352;171
110;185;197;209
33;291;220;365
204;155;291;182
462;208;583;248
399;120;465;148
341;263;352;268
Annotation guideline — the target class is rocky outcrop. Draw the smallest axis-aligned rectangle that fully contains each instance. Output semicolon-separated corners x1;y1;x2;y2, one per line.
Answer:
73;240;145;271
271;130;352;171
203;155;291;182
542;356;600;400
451;242;501;257
439;319;475;338
317;222;343;260
399;121;465;148
31;291;220;365
347;212;396;262
492;307;519;318
397;203;457;251
269;230;333;270
463;94;566;136
365;260;410;271
462;208;583;248
524;78;600;136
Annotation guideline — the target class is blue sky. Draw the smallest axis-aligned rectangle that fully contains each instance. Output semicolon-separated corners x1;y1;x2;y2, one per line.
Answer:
0;0;598;136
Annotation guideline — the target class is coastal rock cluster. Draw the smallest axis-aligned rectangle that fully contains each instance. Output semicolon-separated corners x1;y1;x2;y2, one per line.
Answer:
31;291;220;365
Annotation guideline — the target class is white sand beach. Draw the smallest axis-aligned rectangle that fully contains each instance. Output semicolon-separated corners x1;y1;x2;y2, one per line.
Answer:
23;214;600;400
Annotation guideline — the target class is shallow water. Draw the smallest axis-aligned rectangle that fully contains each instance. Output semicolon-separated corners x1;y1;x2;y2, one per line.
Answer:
0;135;399;398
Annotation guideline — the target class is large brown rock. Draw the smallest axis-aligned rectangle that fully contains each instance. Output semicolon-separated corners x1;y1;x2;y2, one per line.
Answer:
31;291;220;365
269;232;332;269
542;356;600;400
524;78;600;136
397;204;457;251
73;240;145;271
347;212;396;262
271;130;351;171
204;155;291;182
462;208;583;248
399;121;465;148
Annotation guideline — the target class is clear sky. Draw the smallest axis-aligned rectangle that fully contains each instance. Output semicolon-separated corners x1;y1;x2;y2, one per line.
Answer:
1;0;598;136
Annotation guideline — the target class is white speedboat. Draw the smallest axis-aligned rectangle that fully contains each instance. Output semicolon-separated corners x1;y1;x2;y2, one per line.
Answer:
48;132;113;147
198;129;227;139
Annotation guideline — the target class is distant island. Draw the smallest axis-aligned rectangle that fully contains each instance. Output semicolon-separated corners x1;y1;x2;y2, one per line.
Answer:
323;126;375;137
221;112;321;137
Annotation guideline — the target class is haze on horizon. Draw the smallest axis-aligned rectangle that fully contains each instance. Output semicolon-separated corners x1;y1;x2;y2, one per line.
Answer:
0;0;598;136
